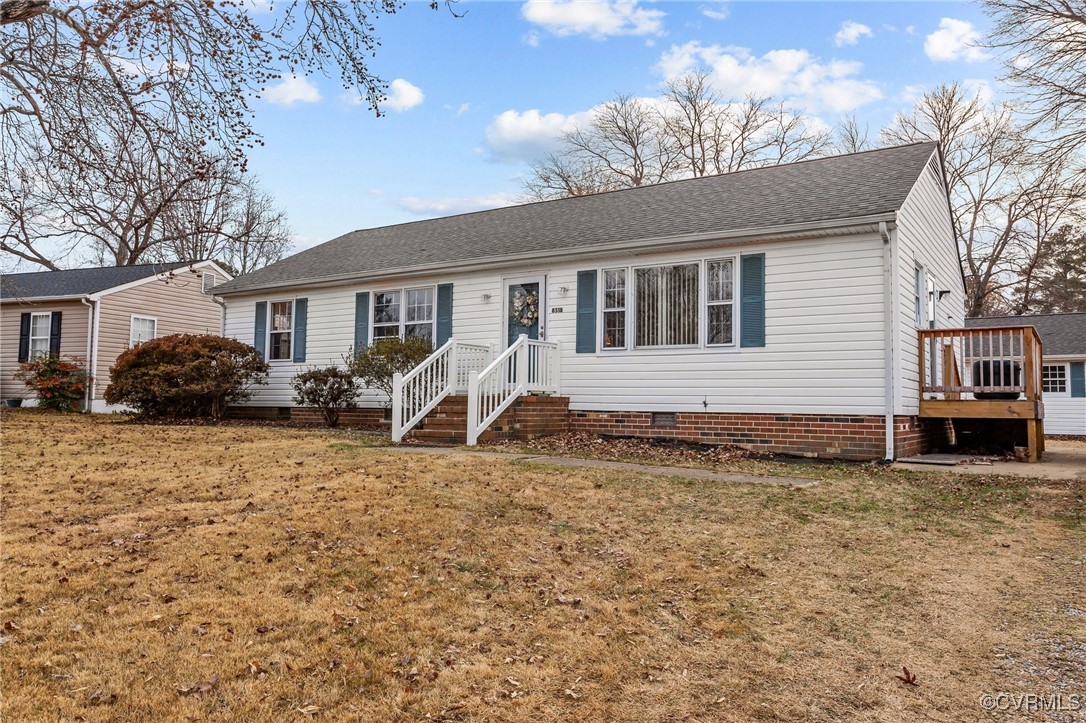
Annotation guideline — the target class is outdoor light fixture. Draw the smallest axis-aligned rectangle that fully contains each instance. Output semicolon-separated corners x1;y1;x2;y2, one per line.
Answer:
559;285;570;295
481;293;492;302
938;290;952;300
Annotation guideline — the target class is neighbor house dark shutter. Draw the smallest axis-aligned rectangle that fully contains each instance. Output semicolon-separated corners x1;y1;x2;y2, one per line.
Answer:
575;270;597;354
740;253;766;348
436;283;453;347
17;313;30;362
292;298;308;363
253;301;267;359
1071;362;1086;398
354;292;370;350
48;311;62;358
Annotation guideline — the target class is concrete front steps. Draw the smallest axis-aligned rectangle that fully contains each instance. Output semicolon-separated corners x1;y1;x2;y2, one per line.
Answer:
407;394;570;445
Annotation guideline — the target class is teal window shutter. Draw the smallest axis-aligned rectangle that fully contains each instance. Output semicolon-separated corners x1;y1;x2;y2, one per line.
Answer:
354;292;370;350
576;270;597;353
740;253;766;348
253;301;267;359
292;298;308;363
1071;362;1085;398
436;283;453;346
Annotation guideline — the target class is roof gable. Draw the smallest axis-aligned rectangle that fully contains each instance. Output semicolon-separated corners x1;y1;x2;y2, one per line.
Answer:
216;142;940;295
1;262;208;301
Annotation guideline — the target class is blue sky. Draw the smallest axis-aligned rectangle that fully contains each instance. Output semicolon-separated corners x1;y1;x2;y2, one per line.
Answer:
247;1;1000;252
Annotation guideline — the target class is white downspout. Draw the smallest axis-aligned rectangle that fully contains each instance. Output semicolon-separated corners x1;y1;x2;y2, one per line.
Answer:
80;297;94;413
880;221;895;461
90;297;102;413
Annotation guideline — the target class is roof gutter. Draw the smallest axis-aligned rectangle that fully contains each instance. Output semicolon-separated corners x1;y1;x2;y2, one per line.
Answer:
215;212;899;297
0;294;86;304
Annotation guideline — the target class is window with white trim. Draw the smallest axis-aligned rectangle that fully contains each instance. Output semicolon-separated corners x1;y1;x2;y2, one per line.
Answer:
130;316;157;346
201;272;217;293
1042;364;1068;394
914;266;925;328
29;312;50;359
706;259;735;346
635;263;700;348
269;300;293;360
373;286;435;343
602;269;626;349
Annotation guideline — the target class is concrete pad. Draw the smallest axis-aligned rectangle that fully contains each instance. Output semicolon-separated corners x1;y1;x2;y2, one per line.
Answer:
384;446;819;487
893;441;1086;481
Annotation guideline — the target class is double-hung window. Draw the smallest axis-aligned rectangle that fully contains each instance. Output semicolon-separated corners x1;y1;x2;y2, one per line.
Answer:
269;301;293;360
373;286;435;343
601;258;737;350
29;312;51;359
1042;364;1068;394
130;316;157;346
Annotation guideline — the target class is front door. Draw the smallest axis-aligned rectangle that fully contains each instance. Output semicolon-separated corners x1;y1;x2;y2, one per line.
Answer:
504;276;545;347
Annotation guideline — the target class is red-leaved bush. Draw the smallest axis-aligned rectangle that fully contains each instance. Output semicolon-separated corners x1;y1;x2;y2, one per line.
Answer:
14;355;90;411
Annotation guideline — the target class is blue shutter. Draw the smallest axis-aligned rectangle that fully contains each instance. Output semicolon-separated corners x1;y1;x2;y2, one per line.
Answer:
253;301;267;359
292;298;308;363
740;253;766;348
576;270;598;354
17;313;30;363
354;292;370;351
1071;362;1085;398
49;311;62;358
436;283;453;347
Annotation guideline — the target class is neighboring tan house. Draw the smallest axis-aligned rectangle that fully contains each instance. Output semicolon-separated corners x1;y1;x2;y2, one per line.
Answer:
212;142;1031;460
967;313;1086;435
1;261;231;411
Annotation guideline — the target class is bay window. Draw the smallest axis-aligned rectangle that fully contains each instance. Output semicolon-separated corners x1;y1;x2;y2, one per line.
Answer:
601;257;737;350
373;286;435;343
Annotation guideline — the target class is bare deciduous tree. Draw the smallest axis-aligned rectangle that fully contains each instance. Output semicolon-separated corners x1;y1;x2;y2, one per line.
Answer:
985;0;1086;154
883;83;1085;317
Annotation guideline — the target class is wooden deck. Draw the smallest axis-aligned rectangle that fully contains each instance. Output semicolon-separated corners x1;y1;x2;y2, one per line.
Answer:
918;326;1045;462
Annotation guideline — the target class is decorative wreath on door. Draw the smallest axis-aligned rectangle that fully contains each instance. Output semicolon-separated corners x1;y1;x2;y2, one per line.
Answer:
510;288;539;327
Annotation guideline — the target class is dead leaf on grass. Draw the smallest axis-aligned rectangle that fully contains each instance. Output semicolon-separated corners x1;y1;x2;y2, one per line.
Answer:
895;666;919;686
178;674;220;695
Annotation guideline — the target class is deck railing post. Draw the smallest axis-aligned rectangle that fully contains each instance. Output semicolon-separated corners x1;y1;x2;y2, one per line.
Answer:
466;371;480;446
516;334;529;395
447;338;459;393
553;339;563;396
391;371;404;443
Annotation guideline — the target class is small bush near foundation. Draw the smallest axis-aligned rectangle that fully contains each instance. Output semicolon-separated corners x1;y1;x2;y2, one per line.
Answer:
291;367;360;427
14;355;91;412
105;334;268;419
345;337;433;406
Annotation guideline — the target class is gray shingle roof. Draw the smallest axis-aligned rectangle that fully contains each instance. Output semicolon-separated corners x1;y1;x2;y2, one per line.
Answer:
1;262;196;301
215;141;940;295
966;313;1086;357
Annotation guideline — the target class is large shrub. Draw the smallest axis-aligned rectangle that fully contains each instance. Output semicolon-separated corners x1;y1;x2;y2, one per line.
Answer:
345;337;433;406
14;355;90;411
105;334;268;419
290;367;360;427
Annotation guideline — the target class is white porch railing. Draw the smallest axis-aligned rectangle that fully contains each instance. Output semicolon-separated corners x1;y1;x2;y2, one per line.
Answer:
391;338;492;442
466;334;561;446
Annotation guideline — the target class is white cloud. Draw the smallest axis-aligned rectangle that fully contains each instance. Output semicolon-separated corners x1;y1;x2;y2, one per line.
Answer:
523;30;541;47
700;1;729;21
834;21;873;47
396;193;520;217
484;108;591;163
264;75;322;107
924;18;988;63
522;0;665;39
383;78;425;112
655;42;883;113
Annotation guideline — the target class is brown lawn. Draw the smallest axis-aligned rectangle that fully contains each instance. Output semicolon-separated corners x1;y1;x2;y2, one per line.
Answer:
1;410;1083;722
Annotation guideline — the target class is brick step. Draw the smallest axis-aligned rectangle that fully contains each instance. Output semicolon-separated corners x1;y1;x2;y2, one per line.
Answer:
409;430;466;444
418;418;467;431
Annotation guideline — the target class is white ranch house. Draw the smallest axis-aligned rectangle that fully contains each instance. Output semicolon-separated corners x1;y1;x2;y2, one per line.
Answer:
215;142;1048;460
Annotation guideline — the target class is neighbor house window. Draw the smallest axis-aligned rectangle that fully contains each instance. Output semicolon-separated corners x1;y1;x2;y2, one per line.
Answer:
706;259;735;346
635;263;699;348
602;269;626;349
29;312;50;359
269;300;293;360
201;272;217;294
130;316;157;346
373;286;435;343
914;266;925;328
1042;364;1068;394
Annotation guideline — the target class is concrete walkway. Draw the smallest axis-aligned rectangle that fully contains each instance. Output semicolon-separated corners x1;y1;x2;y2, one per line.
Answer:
892;441;1086;481
389;445;820;487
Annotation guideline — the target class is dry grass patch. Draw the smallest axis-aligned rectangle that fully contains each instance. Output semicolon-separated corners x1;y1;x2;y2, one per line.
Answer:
1;410;1083;722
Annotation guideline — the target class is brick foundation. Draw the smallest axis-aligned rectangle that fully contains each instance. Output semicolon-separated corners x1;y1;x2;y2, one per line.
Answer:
569;410;950;461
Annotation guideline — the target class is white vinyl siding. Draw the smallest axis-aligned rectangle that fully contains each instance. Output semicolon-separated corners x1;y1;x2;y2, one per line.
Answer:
29;312;51;358
130;316;157;346
1042;358;1086;434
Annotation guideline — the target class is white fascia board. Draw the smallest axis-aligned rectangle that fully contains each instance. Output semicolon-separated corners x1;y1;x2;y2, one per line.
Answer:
89;261;228;300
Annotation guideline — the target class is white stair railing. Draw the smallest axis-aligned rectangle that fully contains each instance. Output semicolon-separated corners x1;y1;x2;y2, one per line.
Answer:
466;334;561;446
391;338;492;442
